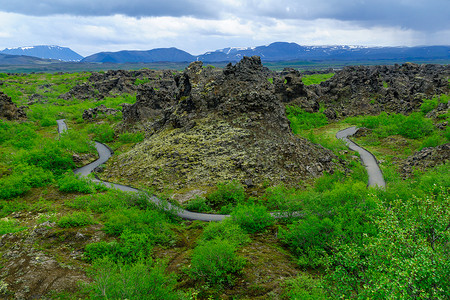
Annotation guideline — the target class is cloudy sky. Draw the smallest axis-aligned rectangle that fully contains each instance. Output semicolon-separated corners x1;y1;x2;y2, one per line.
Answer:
0;0;448;57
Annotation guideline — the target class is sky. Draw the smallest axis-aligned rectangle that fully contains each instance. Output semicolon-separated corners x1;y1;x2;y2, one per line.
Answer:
0;0;448;57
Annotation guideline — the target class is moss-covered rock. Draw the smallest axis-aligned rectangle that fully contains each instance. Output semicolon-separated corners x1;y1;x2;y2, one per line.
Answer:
102;57;340;198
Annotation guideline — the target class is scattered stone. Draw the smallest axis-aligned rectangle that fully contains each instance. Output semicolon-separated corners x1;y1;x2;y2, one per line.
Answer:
82;104;119;121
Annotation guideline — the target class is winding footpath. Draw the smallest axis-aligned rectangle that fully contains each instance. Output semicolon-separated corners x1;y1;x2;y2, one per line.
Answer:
58;120;385;221
336;127;386;188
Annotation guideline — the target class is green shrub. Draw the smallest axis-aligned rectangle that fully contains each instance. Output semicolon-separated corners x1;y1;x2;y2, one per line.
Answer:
1;121;38;149
190;239;245;286
420;133;444;149
263;185;303;212
200;218;250;246
421;97;439;114
325;188;450;298
86;258;180;300
283;273;327;300
0;174;31;199
184;196;212;213
103;208;174;246
57;173;106;193
88;123;114;143
57;211;95;228
118;132;144;144
40;117;56;127
59;129;96;154
280;215;337;268
398;112;434;139
23;141;75;176
207;180;245;208
85;230;153;263
231;204;274;234
14;164;54;187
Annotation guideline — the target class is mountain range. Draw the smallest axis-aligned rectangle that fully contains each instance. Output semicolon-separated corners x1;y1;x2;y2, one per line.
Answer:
0;45;83;62
1;42;449;64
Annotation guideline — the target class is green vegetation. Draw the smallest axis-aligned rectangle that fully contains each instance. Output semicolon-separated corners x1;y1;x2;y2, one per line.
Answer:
134;77;151;85
0;219;26;235
85;258;181;300
57;211;96;228
286;105;328;133
231;204;274;234
0;70;449;298
190;238;246;286
301;73;334;85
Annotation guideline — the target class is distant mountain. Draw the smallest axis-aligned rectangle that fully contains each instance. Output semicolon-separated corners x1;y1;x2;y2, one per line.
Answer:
82;48;195;63
0;53;57;65
1;45;83;62
198;42;450;62
81;42;450;64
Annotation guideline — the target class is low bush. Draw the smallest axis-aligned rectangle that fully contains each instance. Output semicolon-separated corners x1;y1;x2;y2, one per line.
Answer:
88;123;115;143
200;218;250;246
0;174;31;199
280;215;337;268
283;273;327;299
85;230;153;263
86;258;180;300
207;180;245;208
57;172;106;193
190;239;245;286
59;129;96;154
421;97;439;114
23;141;75;176
57;211;95;228
263;185;303;212
231;204;274;234
103;208;174;246
184;196;212;213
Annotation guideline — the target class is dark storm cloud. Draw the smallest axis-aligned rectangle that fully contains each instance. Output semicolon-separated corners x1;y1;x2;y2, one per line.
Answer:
246;0;449;31
0;0;215;18
0;0;447;32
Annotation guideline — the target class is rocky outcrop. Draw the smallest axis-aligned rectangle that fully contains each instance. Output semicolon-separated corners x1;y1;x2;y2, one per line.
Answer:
103;56;341;193
59;69;174;101
300;63;450;118
400;143;450;177
0;91;26;120
82;104;119;121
